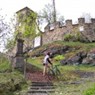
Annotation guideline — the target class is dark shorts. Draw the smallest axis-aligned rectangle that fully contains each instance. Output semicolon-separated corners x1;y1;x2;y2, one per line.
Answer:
43;63;48;66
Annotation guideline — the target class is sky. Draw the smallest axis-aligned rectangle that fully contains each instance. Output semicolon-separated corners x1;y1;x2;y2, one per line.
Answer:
0;0;95;52
0;0;95;23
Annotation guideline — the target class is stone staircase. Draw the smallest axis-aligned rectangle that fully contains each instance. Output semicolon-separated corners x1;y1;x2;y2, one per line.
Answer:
27;82;55;95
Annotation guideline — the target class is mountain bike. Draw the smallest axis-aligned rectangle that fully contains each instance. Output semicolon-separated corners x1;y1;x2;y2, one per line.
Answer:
47;64;61;80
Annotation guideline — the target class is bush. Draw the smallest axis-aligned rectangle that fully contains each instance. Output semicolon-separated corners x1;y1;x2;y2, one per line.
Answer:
0;54;11;73
0;71;28;95
54;55;65;61
64;34;75;41
83;84;95;95
64;32;81;42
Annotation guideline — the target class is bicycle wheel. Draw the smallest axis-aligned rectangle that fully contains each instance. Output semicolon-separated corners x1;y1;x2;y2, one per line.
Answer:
56;68;61;75
53;67;61;80
47;69;55;80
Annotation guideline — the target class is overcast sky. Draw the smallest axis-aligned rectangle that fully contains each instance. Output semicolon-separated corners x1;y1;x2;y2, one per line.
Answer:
0;0;95;22
0;0;95;52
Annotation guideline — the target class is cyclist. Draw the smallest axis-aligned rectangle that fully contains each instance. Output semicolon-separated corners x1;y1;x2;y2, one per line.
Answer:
43;52;53;76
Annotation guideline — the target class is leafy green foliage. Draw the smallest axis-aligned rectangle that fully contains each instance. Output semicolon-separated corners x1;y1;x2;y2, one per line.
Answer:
64;31;81;42
0;13;11;51
64;34;75;41
83;84;95;95
54;55;65;61
17;10;39;38
38;0;64;26
0;54;29;95
27;57;43;70
24;12;37;37
0;54;11;72
0;71;28;95
29;41;95;57
5;38;16;50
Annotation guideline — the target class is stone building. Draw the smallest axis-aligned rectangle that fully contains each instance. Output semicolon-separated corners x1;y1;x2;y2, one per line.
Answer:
16;7;95;47
42;18;95;45
16;7;41;48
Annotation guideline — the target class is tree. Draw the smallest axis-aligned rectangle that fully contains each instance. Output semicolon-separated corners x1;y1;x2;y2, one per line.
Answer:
52;0;56;23
82;13;91;23
6;7;41;53
0;11;12;52
38;0;64;28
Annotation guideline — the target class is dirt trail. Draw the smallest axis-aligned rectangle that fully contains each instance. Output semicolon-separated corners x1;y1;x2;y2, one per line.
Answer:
26;71;55;95
26;71;52;82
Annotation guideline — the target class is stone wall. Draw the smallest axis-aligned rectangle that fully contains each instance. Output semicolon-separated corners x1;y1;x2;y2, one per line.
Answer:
42;18;95;45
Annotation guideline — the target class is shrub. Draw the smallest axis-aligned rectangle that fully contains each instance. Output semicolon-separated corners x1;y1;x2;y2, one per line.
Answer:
64;34;75;41
64;32;81;42
83;84;95;95
0;54;11;72
54;55;65;61
0;71;28;95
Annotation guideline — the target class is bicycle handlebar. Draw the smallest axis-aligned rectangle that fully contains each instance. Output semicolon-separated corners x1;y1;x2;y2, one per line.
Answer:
52;64;60;68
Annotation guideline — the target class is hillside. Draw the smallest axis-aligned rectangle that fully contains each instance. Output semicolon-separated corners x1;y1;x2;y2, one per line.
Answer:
0;53;29;95
29;41;95;66
1;41;95;95
30;41;95;55
27;41;95;95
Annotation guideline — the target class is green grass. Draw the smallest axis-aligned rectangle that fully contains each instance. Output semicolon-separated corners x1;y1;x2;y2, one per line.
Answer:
27;56;44;70
83;84;95;95
27;56;95;95
29;41;95;58
52;41;95;52
51;81;95;95
59;65;95;72
0;70;29;95
27;41;95;95
28;56;95;72
1;41;94;95
0;54;11;72
0;54;29;95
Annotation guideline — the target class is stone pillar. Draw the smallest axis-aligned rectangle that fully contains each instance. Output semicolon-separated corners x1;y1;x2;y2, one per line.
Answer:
16;39;24;56
15;39;25;72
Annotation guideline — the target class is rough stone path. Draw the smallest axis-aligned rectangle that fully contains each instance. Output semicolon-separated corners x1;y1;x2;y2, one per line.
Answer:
26;71;55;95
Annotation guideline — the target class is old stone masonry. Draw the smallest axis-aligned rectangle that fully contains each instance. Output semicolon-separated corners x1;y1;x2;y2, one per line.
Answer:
42;18;95;44
16;7;95;47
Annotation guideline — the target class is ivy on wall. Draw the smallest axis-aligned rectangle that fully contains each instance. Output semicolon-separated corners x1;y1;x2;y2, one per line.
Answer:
17;10;39;39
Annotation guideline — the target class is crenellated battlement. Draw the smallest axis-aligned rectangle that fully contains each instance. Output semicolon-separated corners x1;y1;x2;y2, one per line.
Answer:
66;19;72;26
44;18;95;32
15;7;95;47
42;17;95;45
91;18;95;23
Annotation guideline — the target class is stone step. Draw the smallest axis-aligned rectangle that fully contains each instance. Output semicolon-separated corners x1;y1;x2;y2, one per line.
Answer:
27;82;55;95
28;93;48;95
30;86;55;89
28;89;55;93
31;82;53;86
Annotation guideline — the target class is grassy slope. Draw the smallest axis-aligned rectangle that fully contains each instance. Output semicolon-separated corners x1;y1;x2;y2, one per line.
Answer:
28;56;95;95
28;41;95;95
1;41;95;95
29;41;95;57
0;55;29;95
